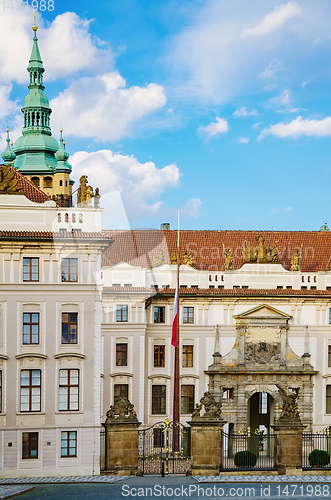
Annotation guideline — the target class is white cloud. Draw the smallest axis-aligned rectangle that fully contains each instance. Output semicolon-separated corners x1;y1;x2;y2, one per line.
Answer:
236;137;250;144
268;89;302;113
233;107;258;117
259;60;282;79
41;13;113;80
258;115;331;140
70;149;180;222
241;2;301;38
180;198;202;218
0;11;112;84
166;1;331;103
283;206;292;211
197;117;229;142
252;122;261;130
51;73;166;141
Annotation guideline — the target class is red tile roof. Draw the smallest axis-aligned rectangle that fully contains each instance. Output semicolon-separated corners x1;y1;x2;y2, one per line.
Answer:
0;230;113;241
102;229;331;272
0;165;53;204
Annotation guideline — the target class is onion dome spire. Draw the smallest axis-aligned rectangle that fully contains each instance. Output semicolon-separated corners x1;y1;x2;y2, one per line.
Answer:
55;129;72;173
2;129;16;165
12;15;60;175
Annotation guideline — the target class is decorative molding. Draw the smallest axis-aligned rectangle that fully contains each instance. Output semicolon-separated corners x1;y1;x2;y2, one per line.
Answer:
16;353;47;360
148;374;171;380
0;354;8;360
54;353;85;360
110;372;133;378
179;374;199;379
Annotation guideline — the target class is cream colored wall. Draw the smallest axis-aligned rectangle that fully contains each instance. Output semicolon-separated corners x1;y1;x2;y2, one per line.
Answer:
0;238;105;477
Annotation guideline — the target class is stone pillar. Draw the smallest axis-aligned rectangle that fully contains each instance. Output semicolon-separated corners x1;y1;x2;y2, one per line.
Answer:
272;424;305;475
187;391;226;476
188;419;226;475
102;396;141;476
104;419;141;475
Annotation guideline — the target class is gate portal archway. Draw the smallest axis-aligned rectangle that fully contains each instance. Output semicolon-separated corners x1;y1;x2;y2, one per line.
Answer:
248;392;275;433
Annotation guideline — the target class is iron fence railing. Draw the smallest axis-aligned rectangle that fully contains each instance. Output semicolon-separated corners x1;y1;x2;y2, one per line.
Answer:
100;429;106;471
302;432;331;469
221;430;277;471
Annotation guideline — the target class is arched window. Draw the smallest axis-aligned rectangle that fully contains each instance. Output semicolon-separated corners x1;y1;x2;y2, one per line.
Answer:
59;180;63;187
44;177;53;188
31;177;40;188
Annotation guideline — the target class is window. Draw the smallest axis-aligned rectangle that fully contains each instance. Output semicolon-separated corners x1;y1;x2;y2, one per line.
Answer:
61;431;77;457
44;177;53;188
62;258;77;282
182;345;193;368
329;346;331;368
152;385;166;414
114;384;129;403
23;257;39;282
20;370;41;412
0;370;2;413
116;305;128;322
31;177;40;188
327;385;331;414
259;392;268;414
154;345;165;367
223;388;234;399
23;313;39;344
22;432;38;459
59;369;79;411
116;343;127;366
154;306;165;323
181;385;195;414
329;308;331;324
183;307;194;324
62;313;77;344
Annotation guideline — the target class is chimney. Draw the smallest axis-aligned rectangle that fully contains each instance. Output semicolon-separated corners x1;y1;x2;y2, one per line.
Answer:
160;223;170;230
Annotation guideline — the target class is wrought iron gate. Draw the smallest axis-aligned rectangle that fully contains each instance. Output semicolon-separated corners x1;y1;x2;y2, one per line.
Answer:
138;419;191;475
221;429;277;471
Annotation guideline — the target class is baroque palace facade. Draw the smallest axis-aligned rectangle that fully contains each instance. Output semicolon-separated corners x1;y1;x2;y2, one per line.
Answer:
0;20;330;477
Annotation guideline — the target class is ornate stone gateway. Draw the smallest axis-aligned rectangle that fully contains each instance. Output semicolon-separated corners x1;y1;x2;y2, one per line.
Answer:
207;305;316;432
138;419;191;475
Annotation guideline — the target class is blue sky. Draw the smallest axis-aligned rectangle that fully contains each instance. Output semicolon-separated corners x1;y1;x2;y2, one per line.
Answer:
1;0;331;231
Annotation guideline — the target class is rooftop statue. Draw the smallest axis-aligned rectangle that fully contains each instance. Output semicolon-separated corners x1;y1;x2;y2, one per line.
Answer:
243;235;280;264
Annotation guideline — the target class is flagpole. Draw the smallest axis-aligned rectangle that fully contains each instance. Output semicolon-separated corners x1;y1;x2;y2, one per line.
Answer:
173;210;180;450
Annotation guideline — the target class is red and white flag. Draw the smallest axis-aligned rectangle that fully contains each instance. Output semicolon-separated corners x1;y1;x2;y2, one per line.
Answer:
171;282;178;347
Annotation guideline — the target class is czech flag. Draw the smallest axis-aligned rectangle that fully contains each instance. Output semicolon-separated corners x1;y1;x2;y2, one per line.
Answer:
171;282;178;347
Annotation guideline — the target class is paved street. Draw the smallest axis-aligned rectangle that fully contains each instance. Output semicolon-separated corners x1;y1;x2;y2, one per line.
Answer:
2;475;331;500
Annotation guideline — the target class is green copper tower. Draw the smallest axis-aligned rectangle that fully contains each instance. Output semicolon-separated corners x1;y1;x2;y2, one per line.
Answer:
5;16;73;203
12;18;60;174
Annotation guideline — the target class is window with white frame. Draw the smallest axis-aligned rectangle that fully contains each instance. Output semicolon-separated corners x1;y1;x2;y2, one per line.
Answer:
20;370;41;412
61;431;77;457
59;369;79;411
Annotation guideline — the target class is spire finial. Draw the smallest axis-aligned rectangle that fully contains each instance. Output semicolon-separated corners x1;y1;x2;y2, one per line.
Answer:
33;11;38;32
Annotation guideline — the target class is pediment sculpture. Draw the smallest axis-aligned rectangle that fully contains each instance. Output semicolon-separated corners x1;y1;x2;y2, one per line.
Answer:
105;395;138;422
243;235;280;263
0;164;22;194
191;391;222;420
276;384;302;425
